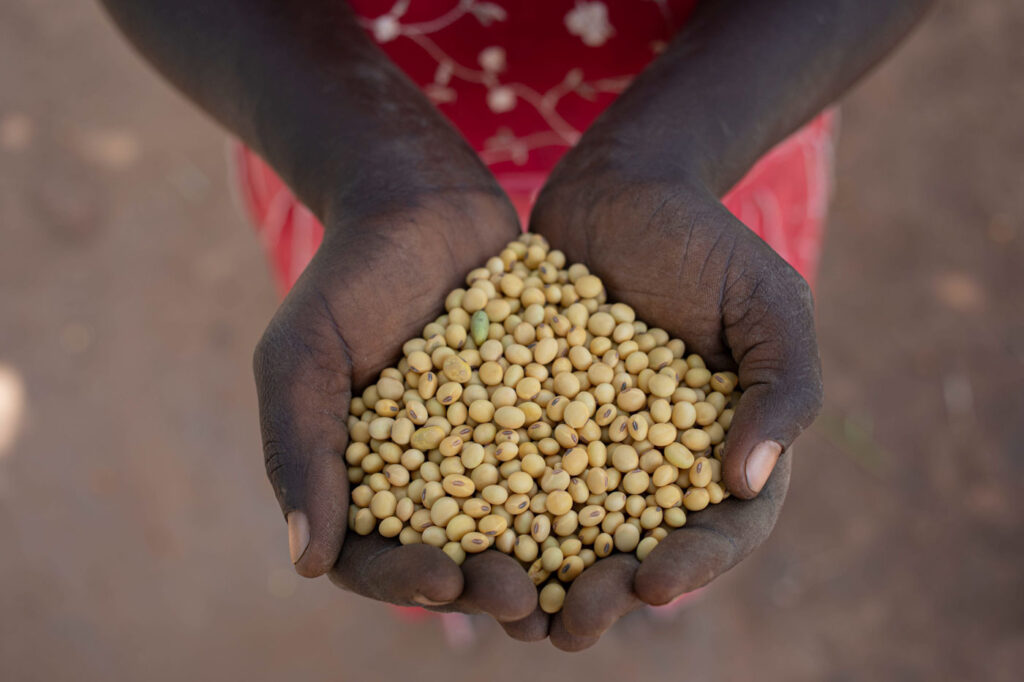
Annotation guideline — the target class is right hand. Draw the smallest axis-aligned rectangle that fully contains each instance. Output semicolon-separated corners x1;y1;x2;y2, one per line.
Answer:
522;169;822;649
253;189;539;623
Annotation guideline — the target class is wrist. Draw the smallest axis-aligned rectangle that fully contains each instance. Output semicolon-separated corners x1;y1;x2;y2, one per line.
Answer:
550;131;709;196
539;134;713;233
320;181;519;271
320;131;504;232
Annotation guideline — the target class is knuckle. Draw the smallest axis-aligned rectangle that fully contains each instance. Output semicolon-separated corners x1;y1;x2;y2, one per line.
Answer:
262;439;286;476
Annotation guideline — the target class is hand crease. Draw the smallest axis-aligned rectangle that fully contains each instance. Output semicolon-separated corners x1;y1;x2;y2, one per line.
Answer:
717;238;740;311
674;213;697;290
696;229;726;291
316;289;355;382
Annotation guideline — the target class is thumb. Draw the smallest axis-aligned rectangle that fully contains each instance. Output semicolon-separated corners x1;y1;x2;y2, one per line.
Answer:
254;317;352;578
720;252;823;499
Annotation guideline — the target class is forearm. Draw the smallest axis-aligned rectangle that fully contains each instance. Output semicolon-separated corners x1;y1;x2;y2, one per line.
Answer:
99;0;493;223
577;0;934;196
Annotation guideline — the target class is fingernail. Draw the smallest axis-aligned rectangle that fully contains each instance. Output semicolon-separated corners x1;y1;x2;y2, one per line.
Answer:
745;441;782;494
287;511;310;565
412;593;448;606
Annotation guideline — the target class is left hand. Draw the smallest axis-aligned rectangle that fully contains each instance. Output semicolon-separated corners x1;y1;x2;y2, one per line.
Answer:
514;161;823;650
254;189;538;625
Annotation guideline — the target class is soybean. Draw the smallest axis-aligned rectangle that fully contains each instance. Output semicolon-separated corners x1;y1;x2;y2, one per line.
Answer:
345;233;744;613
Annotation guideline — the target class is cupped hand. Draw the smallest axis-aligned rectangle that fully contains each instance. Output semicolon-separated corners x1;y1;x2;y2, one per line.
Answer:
253;190;537;623
520;174;823;650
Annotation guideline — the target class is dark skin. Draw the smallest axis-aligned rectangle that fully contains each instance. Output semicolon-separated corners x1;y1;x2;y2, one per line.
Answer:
101;0;933;649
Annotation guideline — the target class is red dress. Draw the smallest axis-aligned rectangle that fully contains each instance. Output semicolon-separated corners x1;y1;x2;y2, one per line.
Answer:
233;0;837;295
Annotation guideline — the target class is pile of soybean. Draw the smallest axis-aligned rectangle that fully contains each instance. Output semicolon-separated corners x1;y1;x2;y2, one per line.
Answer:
346;233;739;614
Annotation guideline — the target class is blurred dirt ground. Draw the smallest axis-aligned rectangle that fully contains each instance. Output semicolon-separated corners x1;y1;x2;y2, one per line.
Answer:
1;1;1022;680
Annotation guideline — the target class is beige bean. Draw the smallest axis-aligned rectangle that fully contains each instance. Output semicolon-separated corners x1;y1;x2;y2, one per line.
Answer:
539;583;566;613
603;491;627;513
442;541;467;565
378;516;403;538
504;493;531;515
688;457;712;488
410;426;445;451
681;428;712;452
567;477;590;504
636;536;659;561
682;487;711;511
648;423;678;447
557;555;585;582
640;506;663;530
445;514;476;542
671;402;697;430
684;367;712;388
482;484;509;506
613;523;641;552
585;467;609;495
664;507;687;528
461;531;490;554
429;497;461;526
353;508;376;536
705;422;725;446
616;388;647;412
578;504;606;527
552;372;581;398
370;490;397;519
541;468;571;493
706;480;725;504
399;527;423;545
493;405;526;429
514;535;539;562
627;415;649;441
622;469;651;495
624;494;647;518
611;444;639;472
422;526;448;548
594;532;615;557
462;498;491;518
654;484;683;509
552;510;579;537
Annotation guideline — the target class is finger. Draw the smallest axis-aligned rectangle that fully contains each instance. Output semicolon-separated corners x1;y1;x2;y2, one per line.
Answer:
634;450;792;605
722;235;823;498
549;612;601;652
330;532;464;605
499;606;550;642
561;553;643;638
254;304;353;578
433;551;538;622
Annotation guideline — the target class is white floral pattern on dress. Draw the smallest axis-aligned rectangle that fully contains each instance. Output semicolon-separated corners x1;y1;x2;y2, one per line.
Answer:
362;0;506;40
564;1;615;47
486;86;517;113
477;45;507;73
356;0;682;166
372;14;402;42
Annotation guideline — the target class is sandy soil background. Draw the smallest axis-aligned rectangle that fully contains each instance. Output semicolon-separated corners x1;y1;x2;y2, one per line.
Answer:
1;1;1022;680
